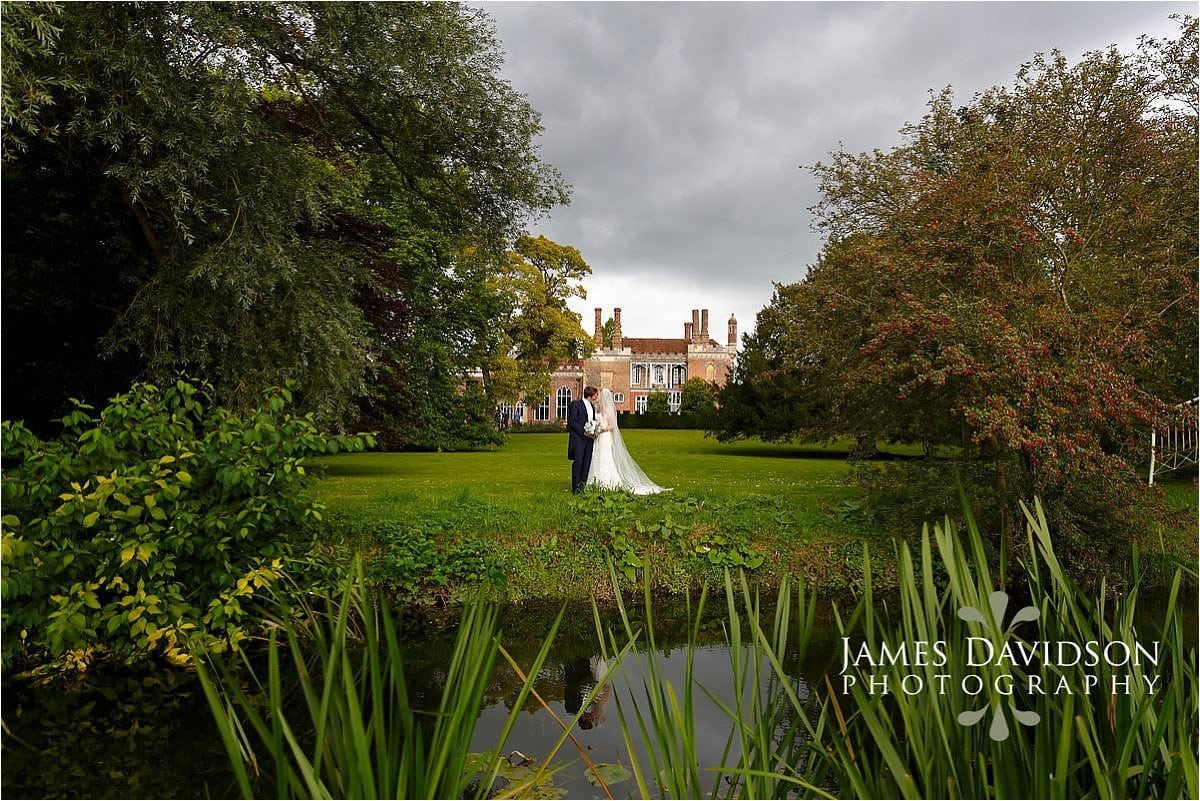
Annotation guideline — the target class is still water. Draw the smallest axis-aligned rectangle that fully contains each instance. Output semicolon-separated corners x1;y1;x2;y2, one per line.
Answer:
3;591;1188;799
1;595;840;799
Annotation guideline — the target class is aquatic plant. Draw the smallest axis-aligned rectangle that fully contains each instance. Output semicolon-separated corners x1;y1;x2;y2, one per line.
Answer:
199;498;1198;799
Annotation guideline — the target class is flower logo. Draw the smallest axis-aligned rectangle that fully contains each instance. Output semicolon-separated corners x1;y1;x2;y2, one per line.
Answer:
956;590;1041;741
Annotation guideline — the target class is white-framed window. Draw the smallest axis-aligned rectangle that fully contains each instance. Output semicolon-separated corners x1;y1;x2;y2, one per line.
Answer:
535;395;550;421
635;395;647;414
613;392;625;404
653;365;665;385
632;364;647;386
671;365;686;386
669;390;681;412
514;402;525;422
556;386;573;420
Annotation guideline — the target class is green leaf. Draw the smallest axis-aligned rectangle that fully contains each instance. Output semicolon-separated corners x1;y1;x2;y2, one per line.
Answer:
585;763;631;787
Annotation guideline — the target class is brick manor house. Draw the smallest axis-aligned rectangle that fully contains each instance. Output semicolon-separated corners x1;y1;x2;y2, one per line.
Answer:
490;307;738;425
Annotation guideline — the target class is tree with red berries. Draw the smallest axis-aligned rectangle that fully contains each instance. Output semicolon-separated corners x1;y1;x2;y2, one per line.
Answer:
721;17;1197;571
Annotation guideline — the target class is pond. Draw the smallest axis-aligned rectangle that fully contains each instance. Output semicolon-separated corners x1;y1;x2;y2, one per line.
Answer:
1;594;842;799
3;590;1191;799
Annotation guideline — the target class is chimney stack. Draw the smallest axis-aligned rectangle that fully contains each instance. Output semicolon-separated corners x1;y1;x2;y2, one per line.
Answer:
728;313;738;347
684;321;693;341
701;309;709;342
594;308;603;348
691;309;700;343
612;307;623;350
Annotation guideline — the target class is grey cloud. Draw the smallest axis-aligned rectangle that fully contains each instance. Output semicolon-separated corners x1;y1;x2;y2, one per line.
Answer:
478;1;1190;336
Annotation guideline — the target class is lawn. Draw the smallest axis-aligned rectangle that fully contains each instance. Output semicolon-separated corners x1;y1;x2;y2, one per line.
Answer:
310;430;1196;603
312;431;892;600
315;430;872;514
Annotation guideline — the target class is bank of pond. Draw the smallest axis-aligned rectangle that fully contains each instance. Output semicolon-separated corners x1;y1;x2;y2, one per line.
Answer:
4;507;1197;801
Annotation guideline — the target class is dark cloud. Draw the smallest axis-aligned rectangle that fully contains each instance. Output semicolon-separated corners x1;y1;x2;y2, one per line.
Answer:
477;1;1190;337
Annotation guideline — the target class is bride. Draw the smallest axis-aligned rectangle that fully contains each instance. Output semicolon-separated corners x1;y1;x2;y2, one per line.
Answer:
587;388;669;495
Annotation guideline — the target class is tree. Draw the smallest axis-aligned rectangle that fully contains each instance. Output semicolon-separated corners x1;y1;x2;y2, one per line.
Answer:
470;235;593;405
678;377;717;418
601;317;616;349
719;18;1198;568
2;3;568;433
646;391;671;415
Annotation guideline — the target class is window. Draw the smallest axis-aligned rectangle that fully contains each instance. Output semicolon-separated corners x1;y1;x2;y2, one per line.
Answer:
669;391;681;412
514;402;525;422
613;392;625;404
632;364;647;386
556;386;573;420
635;395;647;414
671;365;686;386
535;395;550;421
653;365;665;385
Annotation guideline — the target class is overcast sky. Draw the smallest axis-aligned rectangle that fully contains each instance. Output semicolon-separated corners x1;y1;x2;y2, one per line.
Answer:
477;1;1190;340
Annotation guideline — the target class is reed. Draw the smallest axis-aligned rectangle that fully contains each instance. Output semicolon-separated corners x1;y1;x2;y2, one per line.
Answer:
820;498;1198;799
195;565;566;799
198;498;1197;800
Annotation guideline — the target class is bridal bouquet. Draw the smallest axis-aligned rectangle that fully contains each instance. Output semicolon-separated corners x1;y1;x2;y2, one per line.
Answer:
583;419;604;437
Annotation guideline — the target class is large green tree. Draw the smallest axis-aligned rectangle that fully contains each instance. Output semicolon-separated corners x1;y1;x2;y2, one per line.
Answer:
470;235;593;406
2;2;568;434
718;18;1198;564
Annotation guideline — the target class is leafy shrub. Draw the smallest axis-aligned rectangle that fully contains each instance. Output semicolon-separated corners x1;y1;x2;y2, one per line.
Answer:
369;523;507;597
0;379;372;668
315;513;508;599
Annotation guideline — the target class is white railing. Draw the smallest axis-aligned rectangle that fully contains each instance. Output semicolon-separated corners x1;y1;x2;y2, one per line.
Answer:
1149;397;1199;484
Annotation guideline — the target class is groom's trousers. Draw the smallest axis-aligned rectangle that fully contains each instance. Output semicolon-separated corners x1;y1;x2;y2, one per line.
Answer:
571;442;594;493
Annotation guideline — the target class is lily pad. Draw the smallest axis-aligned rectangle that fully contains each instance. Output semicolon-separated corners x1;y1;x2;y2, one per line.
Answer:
585;762;632;787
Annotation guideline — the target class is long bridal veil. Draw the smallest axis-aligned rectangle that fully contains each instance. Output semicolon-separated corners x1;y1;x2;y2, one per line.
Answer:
599;388;668;495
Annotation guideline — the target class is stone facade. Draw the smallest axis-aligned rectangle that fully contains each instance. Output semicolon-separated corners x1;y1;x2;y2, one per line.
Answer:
493;307;738;425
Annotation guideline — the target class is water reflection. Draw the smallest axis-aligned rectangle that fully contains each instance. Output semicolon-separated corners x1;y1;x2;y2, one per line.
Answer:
563;655;612;730
2;598;838;800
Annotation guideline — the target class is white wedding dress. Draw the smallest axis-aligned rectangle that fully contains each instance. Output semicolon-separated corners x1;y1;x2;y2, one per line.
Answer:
587;389;668;495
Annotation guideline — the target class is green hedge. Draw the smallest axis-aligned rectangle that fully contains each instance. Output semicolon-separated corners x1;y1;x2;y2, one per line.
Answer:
616;412;708;430
508;414;709;432
507;422;566;434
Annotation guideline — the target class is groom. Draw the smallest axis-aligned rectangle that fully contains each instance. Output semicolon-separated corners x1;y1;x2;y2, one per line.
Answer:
567;386;600;493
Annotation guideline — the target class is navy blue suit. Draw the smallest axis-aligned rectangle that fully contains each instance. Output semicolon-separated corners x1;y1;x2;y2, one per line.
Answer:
567;398;595;493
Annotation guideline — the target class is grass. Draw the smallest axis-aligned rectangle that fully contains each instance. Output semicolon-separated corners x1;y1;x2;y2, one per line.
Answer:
311;431;891;600
314;430;874;515
309;431;1196;602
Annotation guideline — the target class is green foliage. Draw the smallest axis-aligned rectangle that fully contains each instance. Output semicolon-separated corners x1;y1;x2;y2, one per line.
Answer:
601;316;616;349
0;379;371;668
645;391;671;415
195;565;571;800
369;522;508;597
721;19;1198;561
470;235;594;405
3;2;568;437
677;377;717;418
615;412;702;430
573;491;765;584
821;500;1198;800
